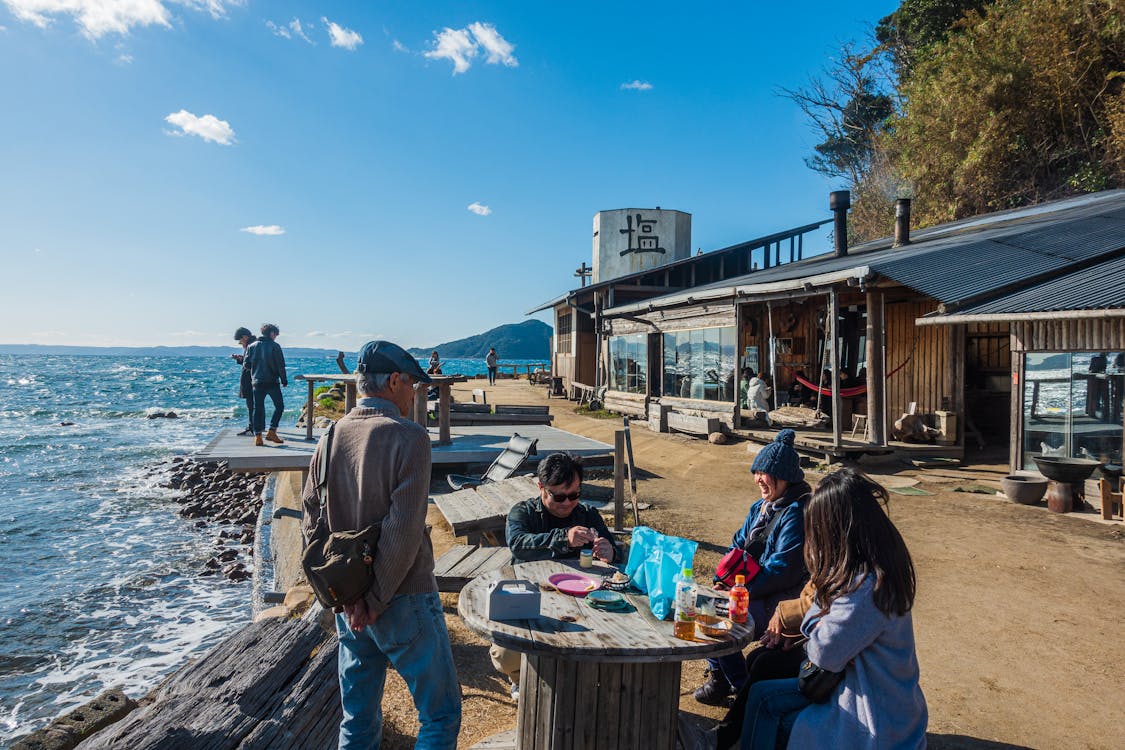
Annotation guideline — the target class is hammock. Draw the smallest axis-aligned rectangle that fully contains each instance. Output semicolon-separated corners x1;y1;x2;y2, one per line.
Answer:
793;356;912;398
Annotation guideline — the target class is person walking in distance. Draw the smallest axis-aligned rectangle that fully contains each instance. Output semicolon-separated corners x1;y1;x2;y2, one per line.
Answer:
485;347;498;386
302;340;461;749
231;327;257;436
245;323;287;446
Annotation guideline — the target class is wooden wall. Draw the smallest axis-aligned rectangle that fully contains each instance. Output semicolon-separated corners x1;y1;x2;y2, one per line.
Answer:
886;299;949;417
605;302;735;336
1011;318;1125;352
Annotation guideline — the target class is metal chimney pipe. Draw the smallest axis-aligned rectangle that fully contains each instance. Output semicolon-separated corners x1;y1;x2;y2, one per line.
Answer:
893;198;912;247
830;190;850;258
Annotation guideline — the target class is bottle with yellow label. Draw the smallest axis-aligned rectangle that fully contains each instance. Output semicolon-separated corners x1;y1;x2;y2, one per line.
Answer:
673;568;698;640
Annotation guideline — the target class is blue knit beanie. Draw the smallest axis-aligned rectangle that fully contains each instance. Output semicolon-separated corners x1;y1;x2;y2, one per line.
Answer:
750;428;804;483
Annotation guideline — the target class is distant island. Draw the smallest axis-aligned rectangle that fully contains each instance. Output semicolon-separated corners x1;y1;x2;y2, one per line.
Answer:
0;320;553;360
408;320;552;360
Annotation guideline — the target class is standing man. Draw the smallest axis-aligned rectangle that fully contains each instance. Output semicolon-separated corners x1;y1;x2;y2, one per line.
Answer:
485;346;498;386
302;340;460;749
491;453;621;697
245;323;287;447
231;327;257;436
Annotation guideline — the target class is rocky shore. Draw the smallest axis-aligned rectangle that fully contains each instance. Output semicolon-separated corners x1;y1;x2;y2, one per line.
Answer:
161;456;268;583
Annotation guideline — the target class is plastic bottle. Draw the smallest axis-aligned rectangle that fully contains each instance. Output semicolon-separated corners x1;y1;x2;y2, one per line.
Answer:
728;574;749;624
673;567;698;640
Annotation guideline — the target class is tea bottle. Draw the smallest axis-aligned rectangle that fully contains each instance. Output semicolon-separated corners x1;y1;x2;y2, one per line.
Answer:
673;568;698;640
728;574;749;624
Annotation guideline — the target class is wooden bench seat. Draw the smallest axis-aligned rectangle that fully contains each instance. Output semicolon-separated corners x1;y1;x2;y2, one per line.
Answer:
667;412;721;436
433;544;513;592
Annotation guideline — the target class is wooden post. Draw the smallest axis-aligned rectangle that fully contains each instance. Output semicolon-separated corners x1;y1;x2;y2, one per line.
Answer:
866;290;886;446
438;384;452;445
413;385;427;428
767;303;779;410
946;323;966;447
830;289;842;448
344;381;356;415
305;379;315;441
1011;350;1025;472
614;430;625;531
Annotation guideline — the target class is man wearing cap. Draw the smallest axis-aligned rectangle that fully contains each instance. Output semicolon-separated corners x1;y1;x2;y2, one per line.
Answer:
693;428;812;706
231;327;256;435
302;340;460;750
245;323;288;446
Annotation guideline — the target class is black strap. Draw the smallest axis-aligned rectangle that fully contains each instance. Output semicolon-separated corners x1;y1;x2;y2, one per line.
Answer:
310;423;336;534
742;503;789;562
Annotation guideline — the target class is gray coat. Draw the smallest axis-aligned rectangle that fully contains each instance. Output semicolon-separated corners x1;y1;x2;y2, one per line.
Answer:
788;576;927;749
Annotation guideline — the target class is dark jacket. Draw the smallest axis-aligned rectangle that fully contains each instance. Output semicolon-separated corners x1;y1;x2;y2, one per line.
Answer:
246;337;287;387
728;479;811;626
506;497;622;563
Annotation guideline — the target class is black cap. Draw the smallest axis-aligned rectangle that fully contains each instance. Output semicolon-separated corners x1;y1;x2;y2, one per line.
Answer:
356;340;431;383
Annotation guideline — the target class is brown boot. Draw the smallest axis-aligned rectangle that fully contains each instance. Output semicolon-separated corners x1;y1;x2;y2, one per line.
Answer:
254;433;264;447
266;429;285;444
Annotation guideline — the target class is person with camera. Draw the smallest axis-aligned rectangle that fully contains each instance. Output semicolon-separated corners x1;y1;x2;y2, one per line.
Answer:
301;340;461;750
230;327;257;435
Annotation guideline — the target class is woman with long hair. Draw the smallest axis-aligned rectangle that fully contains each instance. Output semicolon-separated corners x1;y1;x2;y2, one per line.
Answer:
740;468;927;750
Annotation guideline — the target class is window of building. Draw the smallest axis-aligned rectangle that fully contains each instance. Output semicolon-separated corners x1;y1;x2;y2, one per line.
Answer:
662;326;737;402
1022;351;1123;468
556;311;573;354
609;334;647;394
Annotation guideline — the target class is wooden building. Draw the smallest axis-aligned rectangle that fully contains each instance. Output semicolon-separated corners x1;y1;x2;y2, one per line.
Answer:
534;190;1125;464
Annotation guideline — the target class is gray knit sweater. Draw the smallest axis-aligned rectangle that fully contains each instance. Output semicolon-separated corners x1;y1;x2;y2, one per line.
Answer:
301;398;436;616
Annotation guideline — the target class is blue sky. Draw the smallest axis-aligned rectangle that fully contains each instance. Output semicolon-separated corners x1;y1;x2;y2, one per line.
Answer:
0;0;898;351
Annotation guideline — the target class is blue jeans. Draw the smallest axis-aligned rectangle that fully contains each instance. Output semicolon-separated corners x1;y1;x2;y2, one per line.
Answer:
709;651;750;690
252;382;284;433
740;678;810;750
487;366;497;385
243;394;255;430
336;592;462;750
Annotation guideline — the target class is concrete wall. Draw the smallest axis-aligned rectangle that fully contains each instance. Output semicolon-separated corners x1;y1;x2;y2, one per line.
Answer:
592;208;691;283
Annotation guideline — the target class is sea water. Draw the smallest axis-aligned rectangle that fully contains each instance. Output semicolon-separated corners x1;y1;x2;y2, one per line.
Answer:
0;353;543;742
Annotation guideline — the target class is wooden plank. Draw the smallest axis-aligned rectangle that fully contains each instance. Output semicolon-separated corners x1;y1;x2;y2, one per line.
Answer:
573;660;599;750
594;662;623;749
531;656;557;750
549;658;578;749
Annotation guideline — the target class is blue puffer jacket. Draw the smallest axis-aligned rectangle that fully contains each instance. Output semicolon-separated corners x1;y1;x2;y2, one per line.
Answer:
727;479;811;626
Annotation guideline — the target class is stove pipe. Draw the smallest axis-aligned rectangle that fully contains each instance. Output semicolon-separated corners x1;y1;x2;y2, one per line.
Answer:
830;190;850;258
894;198;912;247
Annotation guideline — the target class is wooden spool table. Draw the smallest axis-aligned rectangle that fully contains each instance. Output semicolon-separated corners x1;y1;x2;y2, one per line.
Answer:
459;559;754;750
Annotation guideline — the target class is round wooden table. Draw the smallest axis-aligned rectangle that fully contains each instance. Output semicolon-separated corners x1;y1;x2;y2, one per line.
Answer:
458;559;755;750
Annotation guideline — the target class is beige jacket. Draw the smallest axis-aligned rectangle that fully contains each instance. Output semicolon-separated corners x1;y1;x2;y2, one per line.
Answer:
302;397;436;616
776;580;816;636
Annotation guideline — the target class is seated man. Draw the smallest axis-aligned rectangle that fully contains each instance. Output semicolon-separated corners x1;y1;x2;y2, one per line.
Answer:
491;452;622;698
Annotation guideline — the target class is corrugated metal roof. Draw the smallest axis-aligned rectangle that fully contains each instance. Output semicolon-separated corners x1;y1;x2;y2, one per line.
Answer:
931;253;1125;316
606;189;1125;314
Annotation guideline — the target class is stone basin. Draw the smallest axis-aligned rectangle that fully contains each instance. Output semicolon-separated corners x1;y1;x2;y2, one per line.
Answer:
1031;456;1102;484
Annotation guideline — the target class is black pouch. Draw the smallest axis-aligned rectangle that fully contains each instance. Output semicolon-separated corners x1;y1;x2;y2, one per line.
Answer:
797;658;845;703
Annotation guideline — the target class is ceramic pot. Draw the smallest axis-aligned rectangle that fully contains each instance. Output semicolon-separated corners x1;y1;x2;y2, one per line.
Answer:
1001;475;1048;505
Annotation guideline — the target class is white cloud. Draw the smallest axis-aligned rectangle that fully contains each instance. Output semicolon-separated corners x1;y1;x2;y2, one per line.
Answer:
268;17;311;43
621;80;653;91
305;330;327;337
117;53;133;63
467;202;492;216
323;17;361;50
164;109;234;145
240;225;285;236
468;22;516;67
1;0;240;39
170;330;209;337
424;22;517;74
392;38;408;53
425;27;476;74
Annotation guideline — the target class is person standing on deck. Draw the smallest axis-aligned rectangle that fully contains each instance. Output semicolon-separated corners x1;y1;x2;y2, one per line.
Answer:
302;340;460;750
245;323;287;447
231;327;256;435
485;347;498;385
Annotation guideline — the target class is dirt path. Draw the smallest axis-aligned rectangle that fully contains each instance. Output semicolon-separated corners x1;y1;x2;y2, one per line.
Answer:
394;379;1125;749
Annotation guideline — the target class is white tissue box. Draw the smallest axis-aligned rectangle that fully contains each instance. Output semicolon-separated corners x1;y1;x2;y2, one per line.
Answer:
487;579;541;621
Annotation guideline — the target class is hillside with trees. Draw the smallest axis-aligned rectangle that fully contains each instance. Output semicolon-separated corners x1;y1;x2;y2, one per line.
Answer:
407;320;552;360
790;0;1125;240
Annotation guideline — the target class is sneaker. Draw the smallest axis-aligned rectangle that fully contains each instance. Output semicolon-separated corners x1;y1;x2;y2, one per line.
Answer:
509;680;520;702
693;668;733;706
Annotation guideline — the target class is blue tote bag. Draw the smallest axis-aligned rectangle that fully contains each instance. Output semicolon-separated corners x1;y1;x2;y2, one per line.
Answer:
624;526;698;620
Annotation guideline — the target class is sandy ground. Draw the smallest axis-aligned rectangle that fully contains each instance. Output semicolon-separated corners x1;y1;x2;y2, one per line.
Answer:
374;378;1125;750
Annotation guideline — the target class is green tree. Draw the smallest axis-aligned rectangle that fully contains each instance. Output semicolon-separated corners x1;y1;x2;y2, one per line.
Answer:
875;0;992;77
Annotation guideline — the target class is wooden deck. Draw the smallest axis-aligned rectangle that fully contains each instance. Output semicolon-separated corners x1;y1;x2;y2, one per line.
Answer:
741;428;964;463
194;424;613;473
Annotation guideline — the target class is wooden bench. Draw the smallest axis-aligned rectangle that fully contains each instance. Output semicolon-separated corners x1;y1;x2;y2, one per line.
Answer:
667;412;721;436
603;390;648;418
450;402;491;413
494;404;550;415
432;474;539;541
433;544;513;592
1100;477;1123;521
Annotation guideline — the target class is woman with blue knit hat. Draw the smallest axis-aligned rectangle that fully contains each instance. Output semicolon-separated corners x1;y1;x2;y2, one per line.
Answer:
694;428;812;706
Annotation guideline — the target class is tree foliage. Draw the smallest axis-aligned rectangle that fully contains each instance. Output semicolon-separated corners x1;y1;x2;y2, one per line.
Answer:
875;0;991;77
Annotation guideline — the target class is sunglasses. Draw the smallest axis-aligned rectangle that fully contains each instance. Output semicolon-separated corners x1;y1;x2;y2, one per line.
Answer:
543;488;581;502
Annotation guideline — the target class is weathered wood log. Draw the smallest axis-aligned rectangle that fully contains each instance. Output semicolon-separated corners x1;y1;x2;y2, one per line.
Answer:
74;610;340;750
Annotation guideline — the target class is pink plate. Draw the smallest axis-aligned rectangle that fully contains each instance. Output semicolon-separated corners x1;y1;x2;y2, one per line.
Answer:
547;572;599;597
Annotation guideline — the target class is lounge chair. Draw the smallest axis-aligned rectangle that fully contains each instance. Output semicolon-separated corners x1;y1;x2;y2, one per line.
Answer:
446;432;538;490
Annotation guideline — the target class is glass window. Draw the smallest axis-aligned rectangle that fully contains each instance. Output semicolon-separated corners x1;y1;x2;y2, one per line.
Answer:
556;312;573;354
1022;351;1123;469
608;334;647;394
662;327;737;402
